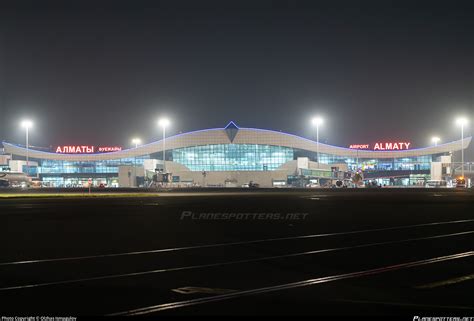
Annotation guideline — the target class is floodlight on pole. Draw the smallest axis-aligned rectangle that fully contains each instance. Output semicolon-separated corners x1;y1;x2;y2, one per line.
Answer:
131;138;142;148
456;117;469;178
21;120;33;176
311;117;324;168
431;136;441;146
158;118;170;174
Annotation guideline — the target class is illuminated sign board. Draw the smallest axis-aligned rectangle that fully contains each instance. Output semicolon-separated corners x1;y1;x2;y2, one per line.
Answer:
349;144;370;149
374;142;411;150
349;142;411;150
55;146;122;154
97;146;122;152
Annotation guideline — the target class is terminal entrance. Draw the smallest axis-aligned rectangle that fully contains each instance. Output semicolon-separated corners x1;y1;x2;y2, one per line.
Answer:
365;174;430;187
41;176;118;188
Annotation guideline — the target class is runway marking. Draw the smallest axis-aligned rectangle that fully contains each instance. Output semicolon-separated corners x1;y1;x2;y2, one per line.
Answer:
1;218;473;266
108;251;474;315
415;273;474;289
300;194;331;198
1;230;472;291
334;299;474;310
172;287;236;295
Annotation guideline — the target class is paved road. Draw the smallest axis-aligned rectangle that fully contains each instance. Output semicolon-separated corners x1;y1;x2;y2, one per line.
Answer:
0;189;473;316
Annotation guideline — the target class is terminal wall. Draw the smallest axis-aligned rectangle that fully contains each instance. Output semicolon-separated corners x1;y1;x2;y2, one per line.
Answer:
171;170;290;187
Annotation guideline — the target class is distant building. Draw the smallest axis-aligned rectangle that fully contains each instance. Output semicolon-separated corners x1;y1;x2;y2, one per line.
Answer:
2;122;471;187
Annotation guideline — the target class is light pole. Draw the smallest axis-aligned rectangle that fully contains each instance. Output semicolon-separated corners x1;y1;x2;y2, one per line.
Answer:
356;149;359;172
21;120;33;176
131;138;141;167
311;117;323;168
131;138;141;149
456;117;468;178
158;118;170;174
431;136;440;146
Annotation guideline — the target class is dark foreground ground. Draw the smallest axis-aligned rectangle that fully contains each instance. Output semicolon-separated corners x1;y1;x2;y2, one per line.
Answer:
0;189;473;317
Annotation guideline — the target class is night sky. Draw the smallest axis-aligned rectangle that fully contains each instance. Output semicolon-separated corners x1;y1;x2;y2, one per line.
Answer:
1;0;473;157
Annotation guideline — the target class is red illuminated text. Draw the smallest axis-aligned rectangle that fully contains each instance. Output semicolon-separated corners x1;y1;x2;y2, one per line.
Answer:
348;142;412;150
56;146;94;153
98;146;122;152
55;146;122;154
373;142;411;150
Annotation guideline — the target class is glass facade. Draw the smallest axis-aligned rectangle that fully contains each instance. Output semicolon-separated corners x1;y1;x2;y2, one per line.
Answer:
42;176;119;188
171;144;294;171
313;152;434;172
9;142;444;188
358;156;432;171
30;148;435;177
38;158;146;174
371;174;431;187
36;157;147;187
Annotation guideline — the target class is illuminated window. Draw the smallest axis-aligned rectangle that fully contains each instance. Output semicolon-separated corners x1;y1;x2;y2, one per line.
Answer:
172;144;294;171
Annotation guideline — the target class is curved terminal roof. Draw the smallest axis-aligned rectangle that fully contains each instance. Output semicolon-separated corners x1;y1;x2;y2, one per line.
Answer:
2;122;471;161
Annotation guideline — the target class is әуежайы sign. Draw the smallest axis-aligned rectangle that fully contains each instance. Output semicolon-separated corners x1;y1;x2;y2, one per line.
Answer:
55;146;122;153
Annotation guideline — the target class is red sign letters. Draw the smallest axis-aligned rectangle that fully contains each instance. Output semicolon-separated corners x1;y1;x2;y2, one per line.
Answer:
55;146;122;154
349;142;411;150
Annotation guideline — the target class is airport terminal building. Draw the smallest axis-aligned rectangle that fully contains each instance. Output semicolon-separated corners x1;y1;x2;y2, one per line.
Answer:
1;122;471;187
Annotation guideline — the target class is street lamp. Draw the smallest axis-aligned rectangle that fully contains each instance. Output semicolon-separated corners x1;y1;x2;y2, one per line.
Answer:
131;138;142;168
311;116;324;168
456;117;468;178
21;120;33;175
431;136;441;146
131;138;141;148
158;118;170;174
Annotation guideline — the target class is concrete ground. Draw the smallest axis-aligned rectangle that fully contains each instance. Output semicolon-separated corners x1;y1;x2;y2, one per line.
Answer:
0;188;473;316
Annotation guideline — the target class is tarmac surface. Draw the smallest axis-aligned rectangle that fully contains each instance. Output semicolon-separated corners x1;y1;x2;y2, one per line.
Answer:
0;188;473;316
